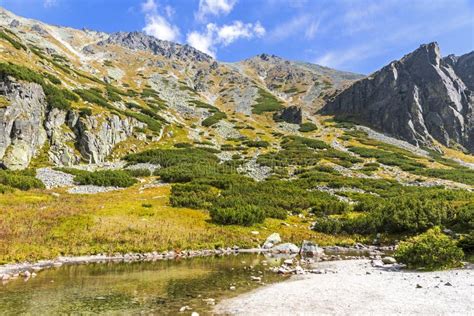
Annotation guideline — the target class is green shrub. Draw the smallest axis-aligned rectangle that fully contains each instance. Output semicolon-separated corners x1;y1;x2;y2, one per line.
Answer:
189;100;219;112
75;89;163;132
210;205;265;226
174;142;193;148
252;88;284;114
0;62;75;110
394;227;464;270
0;183;14;193
0;30;26;50
74;170;137;187
43;73;61;85
125;168;152;177
244;140;270;148
170;183;219;209
299;122;318;132
202;111;226;127
311;200;351;216
0;170;45;190
349;146;425;171
79;107;92;117
458;232;474;253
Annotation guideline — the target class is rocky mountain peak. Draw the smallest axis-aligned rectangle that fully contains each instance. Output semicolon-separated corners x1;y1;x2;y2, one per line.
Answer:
401;42;441;67
321;43;474;153
96;31;213;63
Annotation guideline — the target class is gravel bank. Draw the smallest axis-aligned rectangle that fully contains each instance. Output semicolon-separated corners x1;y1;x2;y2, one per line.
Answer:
215;260;473;315
35;167;74;189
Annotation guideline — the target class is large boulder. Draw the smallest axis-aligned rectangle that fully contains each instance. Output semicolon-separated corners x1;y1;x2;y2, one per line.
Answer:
271;243;300;254
262;233;281;249
300;240;324;257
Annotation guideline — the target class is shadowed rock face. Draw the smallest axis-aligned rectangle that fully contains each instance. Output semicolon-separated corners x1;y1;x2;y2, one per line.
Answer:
321;42;474;153
274;106;303;124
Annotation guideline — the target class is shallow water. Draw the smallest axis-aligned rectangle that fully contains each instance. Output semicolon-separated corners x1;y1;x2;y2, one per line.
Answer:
0;254;287;315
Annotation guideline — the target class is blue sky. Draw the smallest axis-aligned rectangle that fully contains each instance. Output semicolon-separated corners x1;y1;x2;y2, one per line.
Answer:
2;0;473;74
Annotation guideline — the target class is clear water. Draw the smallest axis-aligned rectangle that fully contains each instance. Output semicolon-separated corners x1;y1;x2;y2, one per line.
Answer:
0;254;288;315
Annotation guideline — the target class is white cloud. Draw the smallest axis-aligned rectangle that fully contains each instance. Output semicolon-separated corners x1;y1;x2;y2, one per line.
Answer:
141;0;157;13
314;44;378;69
186;21;265;57
186;24;216;57
141;0;180;42
216;21;265;45
268;14;320;42
196;0;237;21
43;0;57;8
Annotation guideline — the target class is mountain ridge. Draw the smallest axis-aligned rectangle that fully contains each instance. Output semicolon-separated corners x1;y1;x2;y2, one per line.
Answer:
321;42;474;153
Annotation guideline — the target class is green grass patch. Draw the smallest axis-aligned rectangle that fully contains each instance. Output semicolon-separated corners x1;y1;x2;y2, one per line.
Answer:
299;122;318;132
252;88;284;114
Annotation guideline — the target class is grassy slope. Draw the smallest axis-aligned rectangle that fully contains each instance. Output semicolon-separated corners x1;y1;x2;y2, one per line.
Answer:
0;181;359;264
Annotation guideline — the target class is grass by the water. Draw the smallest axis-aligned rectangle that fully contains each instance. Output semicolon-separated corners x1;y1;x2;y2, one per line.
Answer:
0;181;360;264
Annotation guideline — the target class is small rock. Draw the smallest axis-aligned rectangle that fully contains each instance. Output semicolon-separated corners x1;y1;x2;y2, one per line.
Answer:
229;286;236;291
382;256;397;264
202;298;215;305
283;259;293;265
444;282;452;286
251;231;260;235
371;260;384;268
191;312;199;316
416;284;423;288
250;276;262;282
179;306;191;312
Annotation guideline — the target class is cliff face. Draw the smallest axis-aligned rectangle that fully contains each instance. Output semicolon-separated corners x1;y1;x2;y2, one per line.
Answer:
0;76;143;169
321;43;474;153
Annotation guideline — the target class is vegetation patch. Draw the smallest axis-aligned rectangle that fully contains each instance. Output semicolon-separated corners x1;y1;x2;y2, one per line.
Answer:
0;29;26;50
0;169;44;191
63;169;138;187
0;62;77;110
394;227;464;270
252;88;284;114
299;122;318;132
202;111;227;127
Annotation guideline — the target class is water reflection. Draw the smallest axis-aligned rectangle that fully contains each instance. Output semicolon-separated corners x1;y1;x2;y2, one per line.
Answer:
0;254;287;315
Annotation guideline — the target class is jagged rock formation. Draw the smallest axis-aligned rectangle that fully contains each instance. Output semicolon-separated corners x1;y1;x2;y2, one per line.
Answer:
94;32;213;63
274;106;303;124
0;77;47;169
0;76;143;169
321;42;474;153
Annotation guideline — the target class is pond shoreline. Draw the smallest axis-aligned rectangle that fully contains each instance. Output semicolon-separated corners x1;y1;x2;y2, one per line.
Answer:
0;244;393;283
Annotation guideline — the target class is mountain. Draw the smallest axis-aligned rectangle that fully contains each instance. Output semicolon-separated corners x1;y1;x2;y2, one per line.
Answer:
321;42;474;153
0;7;361;169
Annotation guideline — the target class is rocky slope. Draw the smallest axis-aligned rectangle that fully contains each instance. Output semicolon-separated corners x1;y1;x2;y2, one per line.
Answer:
321;42;474;153
0;7;363;170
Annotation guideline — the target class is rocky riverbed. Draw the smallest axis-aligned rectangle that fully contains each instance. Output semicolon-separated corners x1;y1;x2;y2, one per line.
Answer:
215;259;474;315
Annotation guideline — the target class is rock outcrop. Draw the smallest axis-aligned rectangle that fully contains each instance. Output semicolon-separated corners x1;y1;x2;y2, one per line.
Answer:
94;31;213;63
0;76;143;169
0;77;47;169
321;42;474;153
274;106;303;124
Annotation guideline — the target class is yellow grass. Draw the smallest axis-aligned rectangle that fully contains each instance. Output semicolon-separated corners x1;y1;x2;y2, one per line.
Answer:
0;181;360;264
